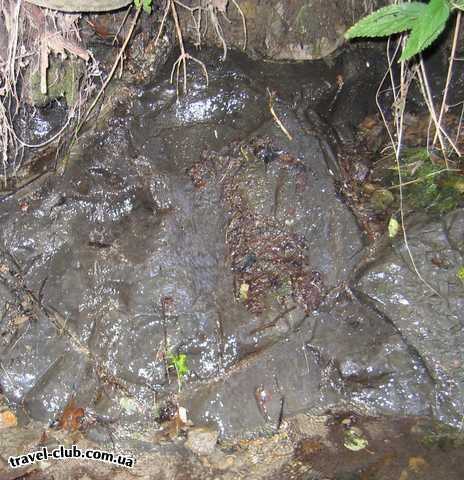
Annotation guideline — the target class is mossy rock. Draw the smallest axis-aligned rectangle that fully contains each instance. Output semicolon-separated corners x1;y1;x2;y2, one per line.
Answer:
30;57;83;107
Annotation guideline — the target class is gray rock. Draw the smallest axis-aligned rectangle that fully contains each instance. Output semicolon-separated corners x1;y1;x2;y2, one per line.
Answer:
185;426;219;456
356;211;464;426
183;299;433;437
178;0;385;61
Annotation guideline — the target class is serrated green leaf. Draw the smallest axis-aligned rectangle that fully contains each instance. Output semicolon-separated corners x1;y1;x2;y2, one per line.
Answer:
134;0;141;9
400;0;451;61
345;3;427;39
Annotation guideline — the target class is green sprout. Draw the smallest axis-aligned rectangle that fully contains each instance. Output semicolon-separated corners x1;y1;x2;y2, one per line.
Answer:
167;352;189;390
134;0;152;14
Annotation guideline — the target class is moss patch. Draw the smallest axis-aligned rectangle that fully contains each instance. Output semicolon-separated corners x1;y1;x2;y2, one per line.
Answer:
30;57;83;107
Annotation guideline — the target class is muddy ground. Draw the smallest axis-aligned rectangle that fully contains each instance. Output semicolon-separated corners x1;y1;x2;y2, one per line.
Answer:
0;44;463;479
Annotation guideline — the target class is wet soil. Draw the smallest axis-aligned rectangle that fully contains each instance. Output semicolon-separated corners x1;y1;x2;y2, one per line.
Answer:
0;46;463;479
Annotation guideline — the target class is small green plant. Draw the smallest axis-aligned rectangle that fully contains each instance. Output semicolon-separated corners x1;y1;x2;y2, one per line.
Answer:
134;0;152;14
167;352;189;389
457;266;464;282
345;0;464;61
388;148;464;214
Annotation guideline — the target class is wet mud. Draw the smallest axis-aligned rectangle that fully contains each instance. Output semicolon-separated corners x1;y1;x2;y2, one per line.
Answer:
0;47;463;479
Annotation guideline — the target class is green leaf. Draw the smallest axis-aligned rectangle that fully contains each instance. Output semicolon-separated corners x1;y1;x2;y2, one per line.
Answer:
134;0;152;13
143;0;152;14
169;353;189;378
345;3;427;39
400;0;451;61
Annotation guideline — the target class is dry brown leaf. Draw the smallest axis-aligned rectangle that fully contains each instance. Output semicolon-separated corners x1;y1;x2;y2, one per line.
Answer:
46;32;90;61
408;456;428;473
0;410;18;429
13;315;29;327
57;398;85;432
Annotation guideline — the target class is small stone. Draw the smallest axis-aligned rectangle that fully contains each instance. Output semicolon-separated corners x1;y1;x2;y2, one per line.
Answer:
119;396;139;415
206;449;235;470
185;427;219;456
178;406;188;424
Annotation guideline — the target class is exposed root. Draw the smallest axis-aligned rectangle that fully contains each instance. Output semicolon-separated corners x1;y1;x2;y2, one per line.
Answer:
170;0;208;95
0;0;22;186
175;0;247;63
0;1;99;184
231;0;247;50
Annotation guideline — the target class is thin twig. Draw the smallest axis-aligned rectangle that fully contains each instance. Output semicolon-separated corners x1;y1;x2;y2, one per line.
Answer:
377;35;442;299
75;7;142;138
434;11;461;147
231;0;247;51
113;4;132;45
418;58;461;162
394;45;442;299
376;38;402;151
455;101;464;147
388;168;462;189
267;88;292;141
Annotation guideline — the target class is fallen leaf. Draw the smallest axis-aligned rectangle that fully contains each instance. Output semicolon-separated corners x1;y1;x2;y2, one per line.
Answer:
388;217;400;239
343;427;368;451
239;282;249;300
408;456;428;473
57;398;85;432
13;315;29;327
178;406;188;424
38;430;48;445
399;470;409;480
0;410;18;429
